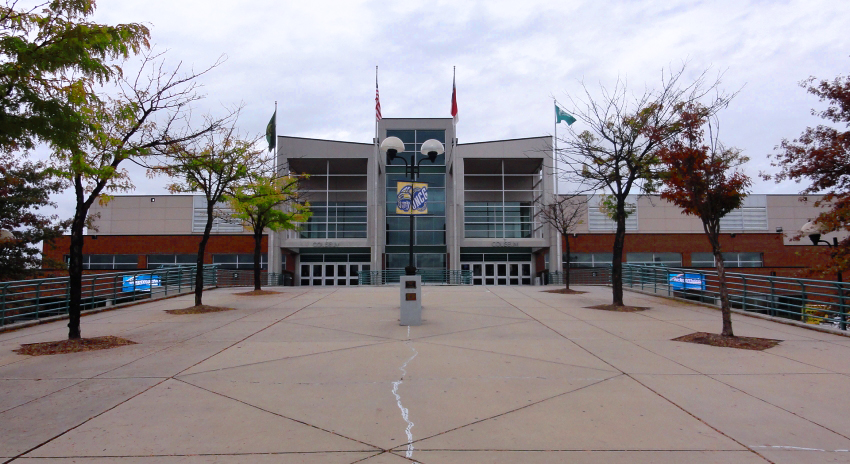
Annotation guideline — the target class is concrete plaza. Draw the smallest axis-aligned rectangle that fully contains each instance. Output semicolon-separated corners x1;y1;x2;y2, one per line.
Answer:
1;285;849;463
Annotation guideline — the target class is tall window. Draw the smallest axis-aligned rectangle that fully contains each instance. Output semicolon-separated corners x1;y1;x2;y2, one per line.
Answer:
385;129;446;246
299;159;368;239
463;159;541;239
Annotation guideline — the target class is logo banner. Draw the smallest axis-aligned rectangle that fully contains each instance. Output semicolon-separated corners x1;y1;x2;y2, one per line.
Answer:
396;182;428;215
669;273;705;291
122;274;162;293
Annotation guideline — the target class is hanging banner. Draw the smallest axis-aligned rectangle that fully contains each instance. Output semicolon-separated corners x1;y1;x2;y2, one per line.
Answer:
668;273;705;291
122;274;162;293
396;182;428;215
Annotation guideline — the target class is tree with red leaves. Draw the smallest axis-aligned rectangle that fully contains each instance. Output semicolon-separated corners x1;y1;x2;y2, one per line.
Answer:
769;74;850;278
659;105;751;337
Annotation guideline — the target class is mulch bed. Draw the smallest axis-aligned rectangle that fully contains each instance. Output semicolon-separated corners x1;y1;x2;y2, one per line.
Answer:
544;289;587;295
14;336;137;356
234;290;280;296
585;304;649;312
673;332;781;351
165;305;235;315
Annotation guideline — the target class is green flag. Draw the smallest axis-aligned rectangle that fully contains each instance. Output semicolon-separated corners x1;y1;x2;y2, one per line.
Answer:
265;110;276;152
555;104;576;126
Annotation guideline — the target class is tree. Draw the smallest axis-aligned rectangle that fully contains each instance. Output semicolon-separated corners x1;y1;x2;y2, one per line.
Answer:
557;66;733;306
538;194;585;291
659;105;751;337
150;120;259;306
0;0;149;152
54;53;226;339
229;163;311;291
0;152;67;279
768;73;850;278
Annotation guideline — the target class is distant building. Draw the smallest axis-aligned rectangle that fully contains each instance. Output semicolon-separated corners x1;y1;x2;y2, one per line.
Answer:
43;117;839;284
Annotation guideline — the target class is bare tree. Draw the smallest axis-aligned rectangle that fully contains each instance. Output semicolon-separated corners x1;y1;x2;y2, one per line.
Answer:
54;52;228;339
538;194;586;291
556;65;734;307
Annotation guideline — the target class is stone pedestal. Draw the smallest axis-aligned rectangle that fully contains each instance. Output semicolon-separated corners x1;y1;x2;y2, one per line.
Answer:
399;275;422;326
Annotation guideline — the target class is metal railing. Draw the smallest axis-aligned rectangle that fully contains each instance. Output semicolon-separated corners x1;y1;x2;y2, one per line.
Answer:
620;263;849;330
0;265;219;327
550;268;612;286
358;269;473;286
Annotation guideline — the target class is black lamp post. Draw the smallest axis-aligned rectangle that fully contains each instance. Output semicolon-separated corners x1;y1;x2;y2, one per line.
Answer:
801;220;845;330
381;136;444;276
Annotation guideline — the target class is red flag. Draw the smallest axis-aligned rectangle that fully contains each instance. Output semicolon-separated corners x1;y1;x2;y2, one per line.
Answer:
450;69;458;124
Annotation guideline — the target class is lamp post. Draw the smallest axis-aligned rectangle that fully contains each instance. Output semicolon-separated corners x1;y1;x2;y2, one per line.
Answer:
380;136;444;276
801;220;845;330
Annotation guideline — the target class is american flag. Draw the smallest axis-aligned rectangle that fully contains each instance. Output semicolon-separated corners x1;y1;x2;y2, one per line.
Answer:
375;73;382;121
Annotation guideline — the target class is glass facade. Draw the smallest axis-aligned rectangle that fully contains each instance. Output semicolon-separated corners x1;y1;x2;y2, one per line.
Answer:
384;129;447;271
463;159;542;239
464;201;534;238
212;254;268;270
566;253;613;268
301;201;367;239
626;252;683;267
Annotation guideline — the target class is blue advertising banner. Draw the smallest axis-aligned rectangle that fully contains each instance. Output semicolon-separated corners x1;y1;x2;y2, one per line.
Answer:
122;275;161;293
669;273;705;291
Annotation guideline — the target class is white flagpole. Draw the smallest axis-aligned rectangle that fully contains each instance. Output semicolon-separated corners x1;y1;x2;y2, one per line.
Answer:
373;66;380;272
269;100;278;279
553;99;561;278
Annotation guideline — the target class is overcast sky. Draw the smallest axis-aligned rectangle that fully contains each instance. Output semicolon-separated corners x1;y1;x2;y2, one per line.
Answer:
38;0;850;219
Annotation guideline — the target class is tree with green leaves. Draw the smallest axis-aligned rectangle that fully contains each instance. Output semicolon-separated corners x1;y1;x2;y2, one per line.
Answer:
0;151;67;279
0;0;149;152
659;105;751;337
54;53;226;339
229;164;311;291
149;119;260;306
557;65;734;307
768;72;850;279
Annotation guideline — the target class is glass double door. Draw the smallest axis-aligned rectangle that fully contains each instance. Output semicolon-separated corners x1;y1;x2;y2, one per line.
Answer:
467;262;532;286
300;263;370;286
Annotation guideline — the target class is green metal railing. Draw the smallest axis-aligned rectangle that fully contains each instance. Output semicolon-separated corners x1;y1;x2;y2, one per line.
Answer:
620;263;849;330
358;269;473;286
0;265;219;327
550;268;612;286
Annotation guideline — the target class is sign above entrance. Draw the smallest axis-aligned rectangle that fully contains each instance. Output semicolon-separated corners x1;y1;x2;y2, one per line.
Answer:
396;182;428;215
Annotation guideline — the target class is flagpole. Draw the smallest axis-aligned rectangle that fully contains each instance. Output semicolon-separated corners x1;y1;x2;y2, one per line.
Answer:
270;100;278;280
553;99;561;279
373;66;380;271
451;66;458;272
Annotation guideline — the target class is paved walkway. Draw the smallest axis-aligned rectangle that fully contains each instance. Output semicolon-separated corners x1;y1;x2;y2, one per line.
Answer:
1;285;849;463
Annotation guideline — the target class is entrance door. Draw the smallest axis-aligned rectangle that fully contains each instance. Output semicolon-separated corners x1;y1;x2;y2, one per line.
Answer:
466;261;532;286
300;262;370;286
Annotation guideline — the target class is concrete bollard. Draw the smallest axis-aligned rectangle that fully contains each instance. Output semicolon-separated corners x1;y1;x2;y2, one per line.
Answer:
399;275;422;326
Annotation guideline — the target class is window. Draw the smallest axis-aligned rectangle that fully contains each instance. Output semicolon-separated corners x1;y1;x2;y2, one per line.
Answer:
301;202;367;239
627;252;682;267
385;253;446;270
71;254;138;270
463;159;542;239
385;129;447;246
566;253;612;268
192;196;243;233
147;254;196;268
587;195;638;232
212;254;267;270
719;195;768;231
691;252;763;268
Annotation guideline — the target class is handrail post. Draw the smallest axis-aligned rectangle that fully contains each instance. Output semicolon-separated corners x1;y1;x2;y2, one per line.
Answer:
837;282;846;331
1;283;6;326
799;280;807;322
35;282;41;319
769;278;776;317
741;275;748;311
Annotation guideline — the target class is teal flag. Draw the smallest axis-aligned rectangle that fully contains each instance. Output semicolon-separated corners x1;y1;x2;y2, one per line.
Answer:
265;110;276;152
555;104;576;125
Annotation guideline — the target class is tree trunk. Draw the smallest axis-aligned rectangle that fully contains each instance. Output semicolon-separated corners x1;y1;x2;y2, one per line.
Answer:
253;229;262;291
67;207;86;339
563;232;571;291
194;202;215;307
713;246;734;337
611;200;627;306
